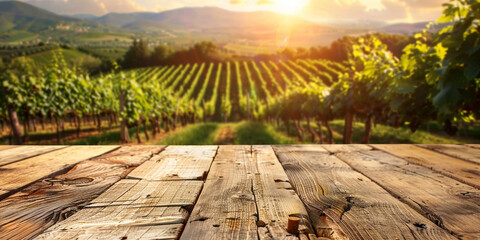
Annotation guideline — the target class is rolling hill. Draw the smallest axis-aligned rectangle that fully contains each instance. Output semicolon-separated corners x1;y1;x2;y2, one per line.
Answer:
88;7;330;32
0;1;99;32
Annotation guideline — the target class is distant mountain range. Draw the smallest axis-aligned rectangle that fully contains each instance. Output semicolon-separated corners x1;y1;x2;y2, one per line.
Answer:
75;7;327;33
0;1;101;32
0;0;441;45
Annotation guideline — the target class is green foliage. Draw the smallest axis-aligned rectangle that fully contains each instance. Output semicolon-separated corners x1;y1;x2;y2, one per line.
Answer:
2;57;41;115
388;31;446;131
195;63;214;119
122;39;150;68
433;0;480;119
329;37;399;118
221;62;232;120
150;45;174;65
234;121;296;144
184;63;205;100
158;123;220;145
205;63;222;117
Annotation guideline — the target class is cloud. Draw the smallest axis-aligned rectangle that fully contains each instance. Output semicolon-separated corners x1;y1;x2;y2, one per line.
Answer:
24;0;145;15
302;0;443;22
398;0;443;8
12;0;445;22
229;0;247;5
257;0;274;5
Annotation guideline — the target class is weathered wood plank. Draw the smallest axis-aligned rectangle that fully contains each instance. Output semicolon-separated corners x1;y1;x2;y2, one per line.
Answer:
0;146;18;151
419;144;480;165
466;144;480;150
332;147;480;240
34;205;187;240
322;144;372;153
86;179;203;208
36;224;183;240
0;146;66;167
252;145;313;239
274;145;456;240
0;146;164;240
128;145;218;181
373;144;480;189
0;146;118;199
182;146;313;240
181;146;258;239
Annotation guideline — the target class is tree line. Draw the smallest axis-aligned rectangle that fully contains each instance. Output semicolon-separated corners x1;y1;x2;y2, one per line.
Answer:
122;40;223;68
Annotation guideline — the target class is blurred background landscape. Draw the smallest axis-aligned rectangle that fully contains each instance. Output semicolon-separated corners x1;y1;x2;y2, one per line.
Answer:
0;0;479;145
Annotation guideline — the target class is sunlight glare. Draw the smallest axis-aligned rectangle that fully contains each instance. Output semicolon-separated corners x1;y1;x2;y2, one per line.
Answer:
274;0;309;15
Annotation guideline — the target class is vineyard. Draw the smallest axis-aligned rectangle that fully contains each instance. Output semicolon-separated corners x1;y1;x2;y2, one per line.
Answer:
111;58;343;121
0;53;348;145
0;0;479;145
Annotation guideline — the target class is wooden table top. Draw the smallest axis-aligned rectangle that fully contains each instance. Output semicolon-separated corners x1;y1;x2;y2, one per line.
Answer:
0;144;478;240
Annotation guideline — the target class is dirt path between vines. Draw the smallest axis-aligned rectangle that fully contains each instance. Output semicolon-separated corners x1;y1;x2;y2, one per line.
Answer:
214;126;235;145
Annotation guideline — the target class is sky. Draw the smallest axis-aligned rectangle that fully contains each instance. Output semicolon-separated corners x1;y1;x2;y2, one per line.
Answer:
16;0;446;23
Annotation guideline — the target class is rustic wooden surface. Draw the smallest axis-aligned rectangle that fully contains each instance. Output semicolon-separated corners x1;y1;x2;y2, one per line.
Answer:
373;144;480;189
181;146;258;239
128;145;218;181
0;144;477;240
35;145;217;240
0;146;65;167
419;144;480;165
0;146;118;199
332;146;480;240
0;145;17;151
466;144;480;150
274;146;455;240
0;146;164;240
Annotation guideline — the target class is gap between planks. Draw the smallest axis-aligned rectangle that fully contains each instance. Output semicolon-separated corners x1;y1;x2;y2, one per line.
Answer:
0;146;119;200
372;144;480;189
0;145;67;167
33;145;218;240
276;145;457;240
182;145;316;240
0;146;165;240
417;144;480;165
324;145;480;240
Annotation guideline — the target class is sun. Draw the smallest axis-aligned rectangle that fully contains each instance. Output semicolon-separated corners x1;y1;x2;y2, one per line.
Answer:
273;0;309;15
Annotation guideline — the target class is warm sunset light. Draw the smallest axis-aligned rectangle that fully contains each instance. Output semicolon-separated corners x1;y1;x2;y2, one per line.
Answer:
1;1;479;239
273;0;309;15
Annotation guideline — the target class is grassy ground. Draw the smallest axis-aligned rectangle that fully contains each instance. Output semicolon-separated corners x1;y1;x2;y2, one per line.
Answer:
278;120;480;144
233;121;296;144
2;30;38;43
153;121;296;145
4;120;479;145
28;48;100;69
328;120;478;144
155;123;221;145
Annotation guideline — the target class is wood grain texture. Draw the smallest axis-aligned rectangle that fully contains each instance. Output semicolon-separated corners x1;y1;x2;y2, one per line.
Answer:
182;145;313;240
466;144;480;150
332;147;480;240
128;145;218;181
36;224;183;240
0;146;18;151
181;146;258;239
373;144;480;189
0;146;164;240
86;179;203;208
0;146;118;199
34;205;187;240
0;146;66;167
274;145;456;240
252;145;313;239
322;144;372;153
419;144;480;165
